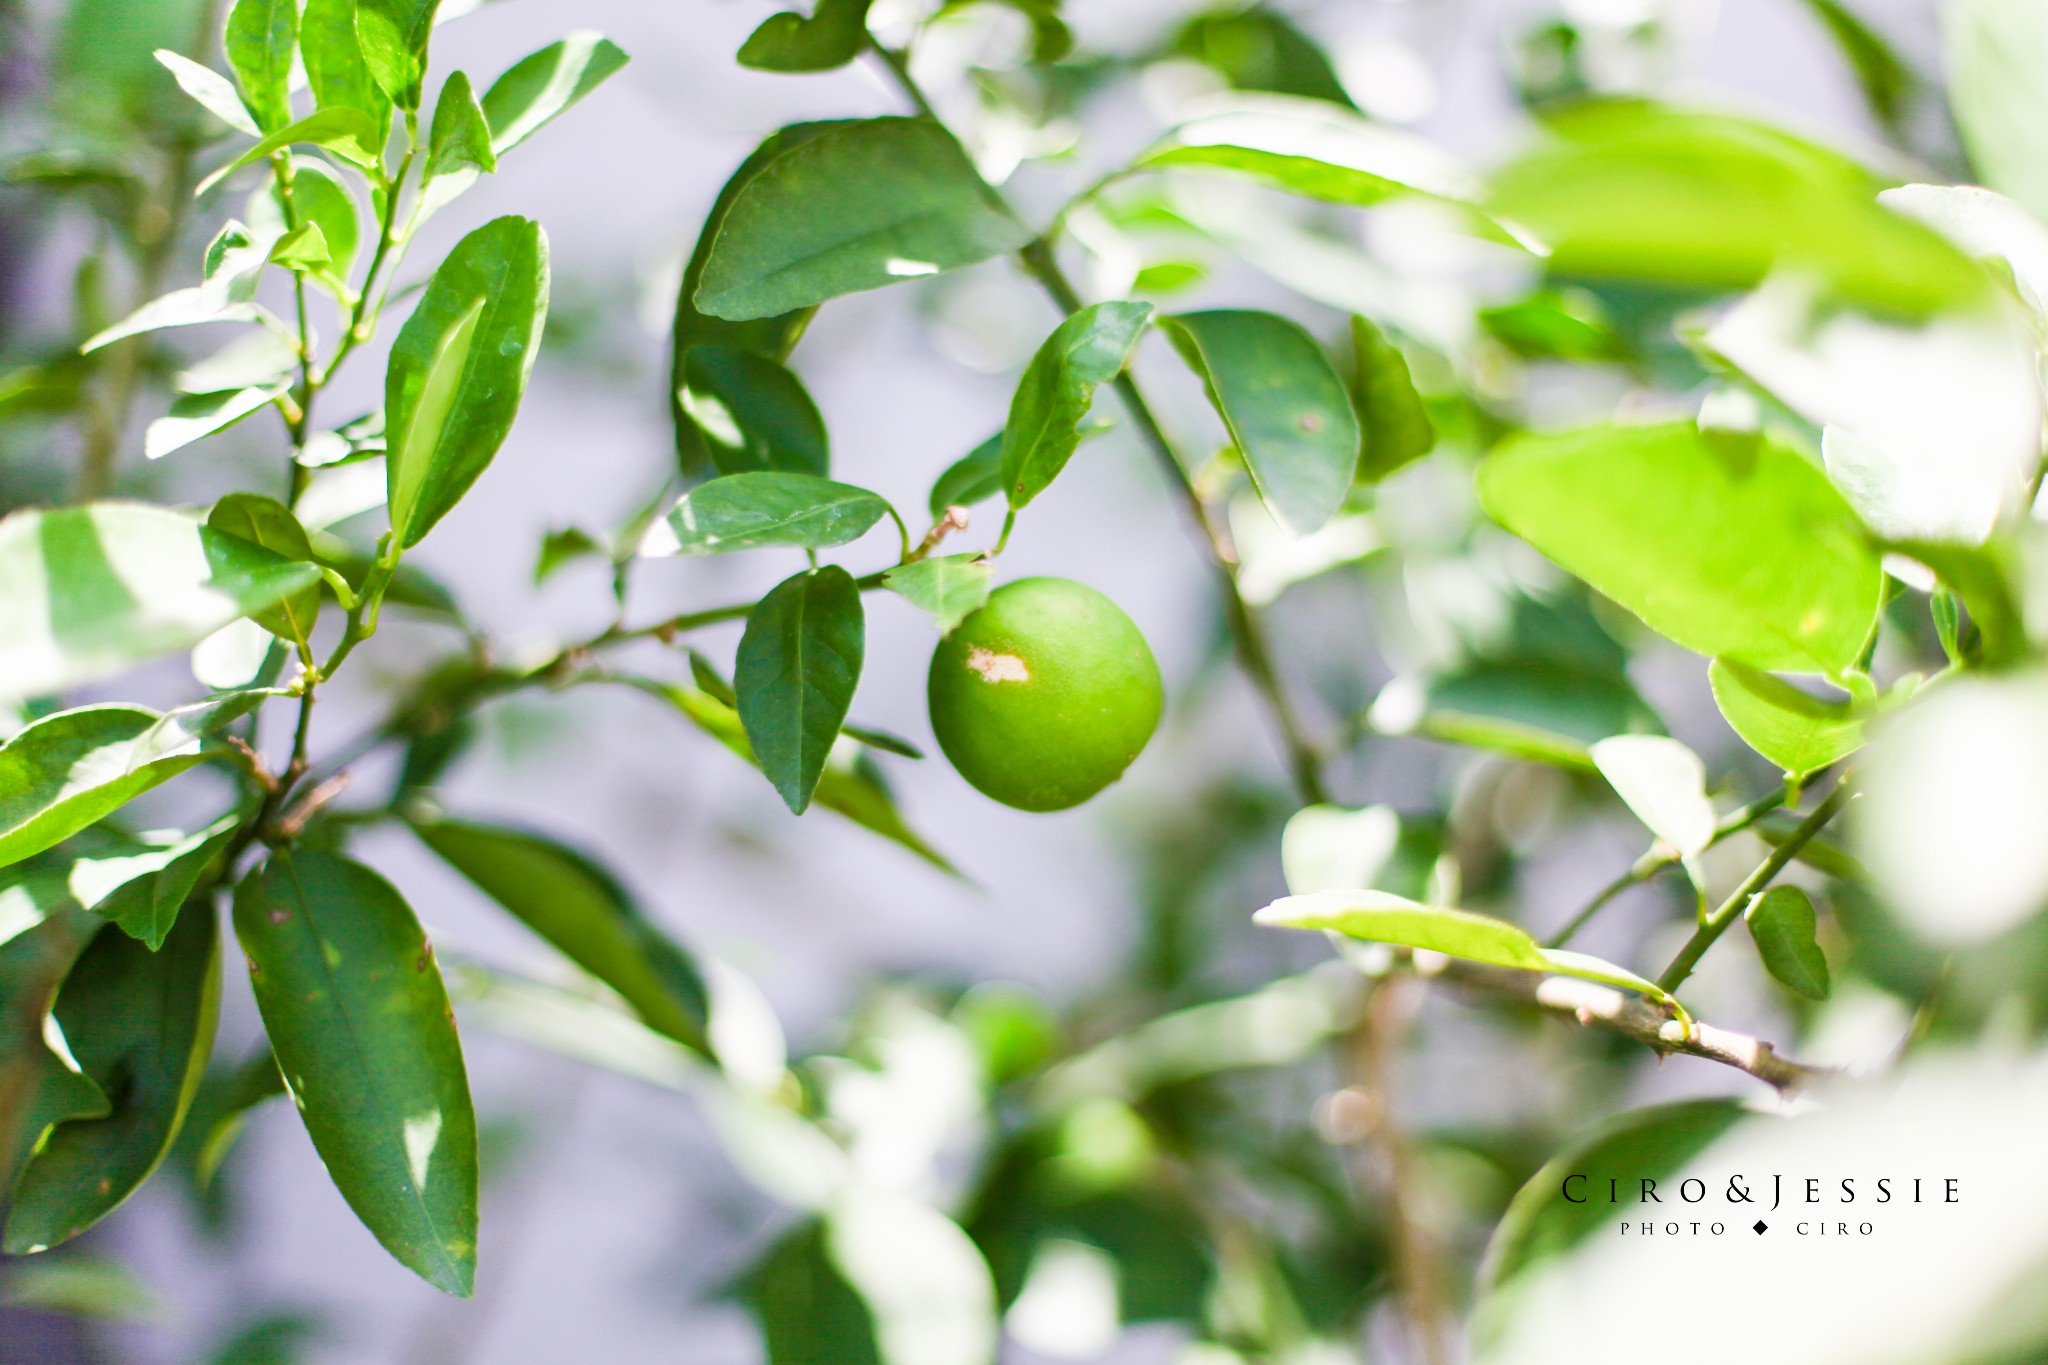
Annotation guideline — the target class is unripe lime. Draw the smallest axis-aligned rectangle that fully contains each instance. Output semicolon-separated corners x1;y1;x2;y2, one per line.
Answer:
927;577;1164;812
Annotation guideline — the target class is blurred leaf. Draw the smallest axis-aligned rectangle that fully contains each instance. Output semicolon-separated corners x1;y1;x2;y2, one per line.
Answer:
1348;315;1434;481
172;1047;286;1190
1001;301;1152;510
739;0;874;73
739;1219;885;1365
201;221;273;307
1164;310;1359;536
1479;287;1624;362
224;0;299;133
267;223;332;272
651;472;890;556
1169;8;1355;107
385;215;550;546
882;554;991;635
1590;735;1714;857
0;1253;163;1324
48;0;210;144
1376;662;1660;770
301;0;393;129
1800;0;1913;138
208;493;320;644
1477;423;1883;674
81;286;262;353
1487;102;1986;316
78;811;241;950
5;909;220;1253
481;32;630;156
679;347;830;477
1746;885;1831;1000
694;117;1031;322
411;816;709;1050
841;725;922;760
233;852;477;1296
928;433;1002;518
737;567;865;814
534;526;602;584
356;0;439;109
1709;659;1869;777
195;108;386;196
1948;0;2048;227
155;50;261;137
176;333;297;396
206;1311;323;1365
146;383;286;461
424;70;496;184
0;706;202;871
0;907;106;1199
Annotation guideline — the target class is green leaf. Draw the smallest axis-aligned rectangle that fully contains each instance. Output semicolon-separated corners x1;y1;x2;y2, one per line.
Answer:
1372;655;1663;770
144;383;286;461
153;50;260;137
0;906;106;1201
1709;658;1869;777
385;215;550;546
410;816;709;1051
1162;310;1359;536
424;70;495;184
534;526;603;585
738;0;874;73
224;0;299;133
170;1046;285;1190
1169;9;1354;107
1477;423;1884;674
678;347;829;477
76;812;242;950
5;909;221;1253
0;1254;162;1325
481;32;630;156
671;125;830;476
1800;0;1913;138
81;287;262;353
1746;884;1830;1000
0;706;204;871
1348;315;1434;481
650;472;890;557
267;222;332;272
255;159;362;283
195;108;387;196
1000;301;1151;510
355;0;441;109
233;851;477;1296
1486;102;1985;317
207;493;320;643
1589;735;1714;857
882;554;992;635
929;433;1002;518
1948;0;2048;227
736;567;866;814
694;117;1032;322
302;0;393;130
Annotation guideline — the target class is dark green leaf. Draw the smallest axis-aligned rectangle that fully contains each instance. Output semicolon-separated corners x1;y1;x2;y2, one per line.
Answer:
928;433;1002;518
1800;0;1913;138
1477;424;1884;674
302;0;393;129
195;108;387;196
0;906;106;1200
1746;885;1830;1000
224;0;299;133
385;215;550;546
739;0;875;73
1709;659;1870;777
79;812;242;950
736;567;865;814
841;725;922;760
1348;315;1434;481
694;117;1032;322
1169;8;1355;107
154;50;260;137
0;706;203;870
145;384;287;461
1163;310;1359;536
481;33;630;156
233;852;477;1296
882;554;992;635
679;347;829;477
410;816;709;1051
5;909;220;1252
652;472;890;556
1000;301;1151;510
740;1219;884;1365
1949;0;2048;226
173;1047;286;1190
356;0;441;109
208;493;320;644
424;71;496;183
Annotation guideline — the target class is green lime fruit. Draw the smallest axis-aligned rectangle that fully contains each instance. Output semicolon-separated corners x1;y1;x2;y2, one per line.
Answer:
928;577;1165;812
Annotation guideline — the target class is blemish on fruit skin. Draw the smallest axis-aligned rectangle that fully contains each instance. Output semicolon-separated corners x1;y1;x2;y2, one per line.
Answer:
966;647;1029;683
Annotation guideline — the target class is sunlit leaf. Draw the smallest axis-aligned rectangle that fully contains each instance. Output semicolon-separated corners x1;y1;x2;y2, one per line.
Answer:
1709;659;1869;778
80;287;261;354
0;706;203;871
145;384;285;461
1948;0;2048;228
76;811;242;950
424;70;495;185
651;472;890;557
355;0;439;109
194;108;386;196
1590;735;1714;858
481;32;629;155
224;0;299;133
154;50;259;137
301;0;392;129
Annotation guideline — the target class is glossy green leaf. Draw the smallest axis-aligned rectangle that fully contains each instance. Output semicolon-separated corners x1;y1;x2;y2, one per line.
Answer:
144;384;286;461
207;493;320;643
739;0;874;72
1487;102;1985;317
694;117;1032;322
233;852;477;1296
5;908;221;1253
76;812;242;950
1477;423;1884;674
671;125;830;475
481;32;630;156
385;216;550;546
356;0;440;109
1948;0;2048;227
678;347;829;477
1709;658;1869;777
424;71;496;183
302;0;393;129
1349;315;1434;481
652;472;890;556
0;706;203;871
1163;309;1359;536
1746;885;1830;1000
928;433;1002;518
1000;301;1152;510
81;287;262;354
154;50;260;136
254;159;362;283
882;554;992;635
195;108;387;196
224;0;299;133
411;816;709;1050
736;567;865;814
0;906;106;1200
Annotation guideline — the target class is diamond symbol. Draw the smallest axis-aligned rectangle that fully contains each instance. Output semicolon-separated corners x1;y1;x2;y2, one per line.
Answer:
1753;1220;1768;1235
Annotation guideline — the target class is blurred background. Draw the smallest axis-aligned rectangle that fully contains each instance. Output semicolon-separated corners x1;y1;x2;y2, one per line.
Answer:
0;0;1993;1361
